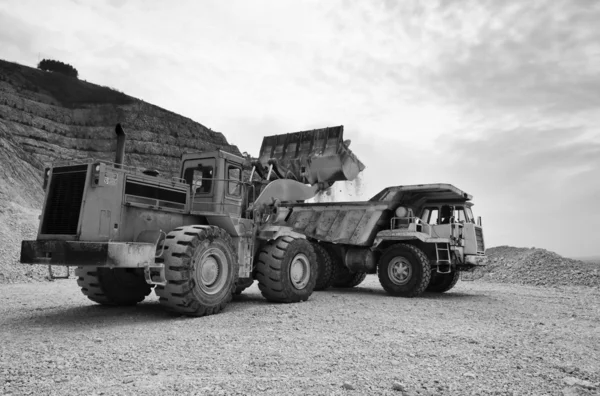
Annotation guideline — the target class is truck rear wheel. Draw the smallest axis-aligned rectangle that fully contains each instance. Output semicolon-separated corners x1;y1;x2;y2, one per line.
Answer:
155;226;238;316
256;237;317;303
75;267;152;306
377;243;430;297
332;267;367;288
426;270;460;293
234;278;254;295
313;243;334;291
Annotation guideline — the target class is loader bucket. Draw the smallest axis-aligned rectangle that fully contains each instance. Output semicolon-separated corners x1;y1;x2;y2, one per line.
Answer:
257;126;365;185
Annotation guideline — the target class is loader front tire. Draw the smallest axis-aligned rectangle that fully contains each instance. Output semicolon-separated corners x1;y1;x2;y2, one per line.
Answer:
378;243;430;297
313;242;334;291
155;226;238;317
76;267;152;306
256;237;317;303
426;270;460;293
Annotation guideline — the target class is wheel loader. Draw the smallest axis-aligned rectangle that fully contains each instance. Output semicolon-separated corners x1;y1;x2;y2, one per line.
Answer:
21;124;486;316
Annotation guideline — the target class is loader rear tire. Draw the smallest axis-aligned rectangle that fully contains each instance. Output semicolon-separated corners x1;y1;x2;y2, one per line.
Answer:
313;243;334;291
256;237;317;303
76;267;152;306
155;225;238;317
426;270;460;293
377;243;430;297
235;278;254;295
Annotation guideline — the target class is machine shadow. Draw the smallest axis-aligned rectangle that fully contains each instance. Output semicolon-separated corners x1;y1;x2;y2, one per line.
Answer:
9;293;271;329
318;286;488;301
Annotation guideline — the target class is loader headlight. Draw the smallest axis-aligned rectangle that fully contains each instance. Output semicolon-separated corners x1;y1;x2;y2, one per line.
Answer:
92;163;101;186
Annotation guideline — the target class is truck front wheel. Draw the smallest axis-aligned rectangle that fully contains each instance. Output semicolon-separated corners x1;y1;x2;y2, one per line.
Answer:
156;226;238;316
377;244;430;297
256;237;317;303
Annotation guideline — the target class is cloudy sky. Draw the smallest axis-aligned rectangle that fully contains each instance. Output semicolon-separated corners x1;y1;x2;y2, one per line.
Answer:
1;0;599;258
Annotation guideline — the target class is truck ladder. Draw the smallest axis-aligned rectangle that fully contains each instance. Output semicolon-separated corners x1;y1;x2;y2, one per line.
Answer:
435;243;452;274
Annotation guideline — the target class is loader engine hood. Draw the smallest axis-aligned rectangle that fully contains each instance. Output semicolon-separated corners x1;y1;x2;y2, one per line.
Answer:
257;125;365;185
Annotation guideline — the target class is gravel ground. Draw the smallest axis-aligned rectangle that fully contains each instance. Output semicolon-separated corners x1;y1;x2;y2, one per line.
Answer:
1;276;599;396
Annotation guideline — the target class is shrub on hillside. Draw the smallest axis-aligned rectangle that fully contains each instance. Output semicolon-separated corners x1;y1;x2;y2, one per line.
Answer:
37;59;78;79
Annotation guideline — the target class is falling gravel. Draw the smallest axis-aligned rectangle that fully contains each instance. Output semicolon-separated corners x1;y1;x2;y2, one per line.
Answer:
1;277;599;395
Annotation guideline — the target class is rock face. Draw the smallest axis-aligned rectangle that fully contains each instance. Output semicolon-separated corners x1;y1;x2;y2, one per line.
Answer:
0;59;240;283
475;246;600;288
0;59;240;177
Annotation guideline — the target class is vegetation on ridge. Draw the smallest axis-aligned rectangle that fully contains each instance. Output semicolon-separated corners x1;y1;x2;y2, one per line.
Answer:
37;58;78;79
1;59;134;107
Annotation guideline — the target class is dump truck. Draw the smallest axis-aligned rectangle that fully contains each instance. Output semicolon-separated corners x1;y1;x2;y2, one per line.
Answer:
21;124;485;316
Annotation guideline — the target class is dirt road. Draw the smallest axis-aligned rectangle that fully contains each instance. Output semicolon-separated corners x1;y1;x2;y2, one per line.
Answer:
1;276;599;396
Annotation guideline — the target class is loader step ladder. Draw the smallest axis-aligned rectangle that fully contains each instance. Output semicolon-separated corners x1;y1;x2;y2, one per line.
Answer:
435;243;452;274
48;265;70;280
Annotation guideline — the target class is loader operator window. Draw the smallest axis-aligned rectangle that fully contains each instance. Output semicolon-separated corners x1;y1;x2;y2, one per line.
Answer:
227;166;241;197
188;166;213;194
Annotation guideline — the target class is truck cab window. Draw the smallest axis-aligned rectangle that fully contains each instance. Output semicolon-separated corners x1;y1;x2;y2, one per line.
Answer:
422;208;439;225
453;206;465;223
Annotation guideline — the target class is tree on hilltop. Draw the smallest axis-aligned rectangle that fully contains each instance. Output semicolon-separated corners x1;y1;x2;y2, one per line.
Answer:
37;59;78;79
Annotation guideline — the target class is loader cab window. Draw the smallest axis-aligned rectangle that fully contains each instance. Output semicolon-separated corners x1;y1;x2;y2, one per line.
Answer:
227;165;241;197
185;166;214;194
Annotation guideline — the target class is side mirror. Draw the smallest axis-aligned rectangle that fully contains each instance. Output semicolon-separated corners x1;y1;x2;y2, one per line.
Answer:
477;216;482;227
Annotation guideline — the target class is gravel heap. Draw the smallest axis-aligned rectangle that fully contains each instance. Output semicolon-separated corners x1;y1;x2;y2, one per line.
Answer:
0;202;62;284
475;246;600;288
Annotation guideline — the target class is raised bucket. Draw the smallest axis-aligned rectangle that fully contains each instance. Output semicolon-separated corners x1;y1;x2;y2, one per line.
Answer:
257;125;365;184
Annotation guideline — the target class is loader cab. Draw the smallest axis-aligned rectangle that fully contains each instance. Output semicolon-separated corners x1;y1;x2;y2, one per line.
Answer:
180;150;245;217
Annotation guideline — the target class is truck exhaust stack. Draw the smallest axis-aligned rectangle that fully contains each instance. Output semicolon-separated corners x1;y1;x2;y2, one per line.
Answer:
115;123;126;168
257;125;365;185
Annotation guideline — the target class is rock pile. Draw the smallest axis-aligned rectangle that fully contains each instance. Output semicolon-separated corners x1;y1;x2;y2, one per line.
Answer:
475;246;600;288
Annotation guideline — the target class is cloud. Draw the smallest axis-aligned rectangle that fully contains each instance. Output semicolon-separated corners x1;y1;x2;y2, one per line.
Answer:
1;0;599;256
436;125;600;256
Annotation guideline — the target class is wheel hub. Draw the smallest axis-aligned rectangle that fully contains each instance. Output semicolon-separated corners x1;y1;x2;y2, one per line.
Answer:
193;247;229;295
289;253;310;290
200;256;219;286
388;256;412;286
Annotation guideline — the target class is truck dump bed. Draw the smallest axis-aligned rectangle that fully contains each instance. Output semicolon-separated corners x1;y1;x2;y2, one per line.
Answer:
276;201;391;246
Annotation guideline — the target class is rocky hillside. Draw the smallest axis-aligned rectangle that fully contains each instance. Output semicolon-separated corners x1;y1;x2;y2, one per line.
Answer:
0;59;240;283
473;246;600;288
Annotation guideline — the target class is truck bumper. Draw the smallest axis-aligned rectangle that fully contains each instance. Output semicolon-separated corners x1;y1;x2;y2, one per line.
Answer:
20;240;156;268
464;255;486;266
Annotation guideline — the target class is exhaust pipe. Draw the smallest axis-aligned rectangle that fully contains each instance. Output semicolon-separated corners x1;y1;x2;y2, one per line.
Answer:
115;123;126;168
